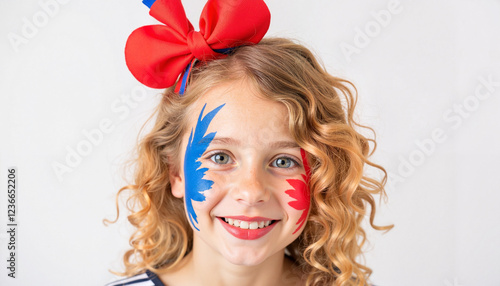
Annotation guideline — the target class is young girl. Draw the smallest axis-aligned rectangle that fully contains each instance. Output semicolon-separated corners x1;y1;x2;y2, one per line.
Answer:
107;0;391;285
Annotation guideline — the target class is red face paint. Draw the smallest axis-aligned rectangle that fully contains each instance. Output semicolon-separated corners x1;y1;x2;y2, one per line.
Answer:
285;149;311;234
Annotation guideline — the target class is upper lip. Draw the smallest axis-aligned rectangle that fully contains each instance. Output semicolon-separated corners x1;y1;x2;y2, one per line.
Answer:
218;215;278;222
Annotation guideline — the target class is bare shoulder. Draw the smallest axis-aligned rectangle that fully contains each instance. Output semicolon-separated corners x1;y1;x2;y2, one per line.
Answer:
157;255;192;286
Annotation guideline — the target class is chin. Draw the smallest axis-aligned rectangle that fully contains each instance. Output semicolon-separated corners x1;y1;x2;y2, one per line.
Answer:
221;246;276;266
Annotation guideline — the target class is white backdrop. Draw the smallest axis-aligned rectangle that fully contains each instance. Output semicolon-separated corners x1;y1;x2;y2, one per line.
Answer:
1;0;499;285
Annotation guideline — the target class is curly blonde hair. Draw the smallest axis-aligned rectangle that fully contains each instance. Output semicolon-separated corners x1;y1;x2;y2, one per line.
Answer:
110;37;392;286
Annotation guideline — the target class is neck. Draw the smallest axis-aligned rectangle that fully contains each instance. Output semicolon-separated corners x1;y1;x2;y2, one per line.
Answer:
185;236;288;286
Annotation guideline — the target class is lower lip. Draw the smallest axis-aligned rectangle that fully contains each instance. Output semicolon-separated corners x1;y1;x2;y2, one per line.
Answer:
217;217;278;240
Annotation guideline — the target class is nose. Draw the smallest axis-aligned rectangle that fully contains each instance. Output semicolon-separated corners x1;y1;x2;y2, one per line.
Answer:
230;165;270;206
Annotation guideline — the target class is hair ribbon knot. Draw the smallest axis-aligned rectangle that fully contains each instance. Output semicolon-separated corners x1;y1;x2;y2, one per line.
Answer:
125;0;271;92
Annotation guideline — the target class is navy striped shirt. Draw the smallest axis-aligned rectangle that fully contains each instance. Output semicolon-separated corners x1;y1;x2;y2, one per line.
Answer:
105;270;165;286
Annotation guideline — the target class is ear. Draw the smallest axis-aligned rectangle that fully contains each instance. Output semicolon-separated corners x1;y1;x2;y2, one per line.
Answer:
169;165;185;199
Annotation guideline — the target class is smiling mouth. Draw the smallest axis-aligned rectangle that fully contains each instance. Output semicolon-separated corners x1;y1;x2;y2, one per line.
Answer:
221;217;276;230
217;217;279;240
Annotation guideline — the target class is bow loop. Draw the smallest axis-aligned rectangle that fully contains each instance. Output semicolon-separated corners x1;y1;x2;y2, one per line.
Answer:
125;0;270;89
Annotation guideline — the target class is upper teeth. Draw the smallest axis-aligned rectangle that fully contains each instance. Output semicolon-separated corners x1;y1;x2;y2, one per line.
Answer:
224;218;272;229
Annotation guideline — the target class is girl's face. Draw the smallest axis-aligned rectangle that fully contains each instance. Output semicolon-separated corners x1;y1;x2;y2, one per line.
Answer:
170;80;310;266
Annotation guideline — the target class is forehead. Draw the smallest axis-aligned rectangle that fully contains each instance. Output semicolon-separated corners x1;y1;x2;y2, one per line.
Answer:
186;80;291;146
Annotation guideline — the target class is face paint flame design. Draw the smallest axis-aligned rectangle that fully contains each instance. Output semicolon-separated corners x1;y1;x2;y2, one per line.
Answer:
184;103;225;231
285;149;311;234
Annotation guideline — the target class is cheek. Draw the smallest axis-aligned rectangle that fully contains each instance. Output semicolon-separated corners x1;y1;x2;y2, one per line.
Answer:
284;176;310;234
285;178;310;209
284;149;311;234
191;173;223;212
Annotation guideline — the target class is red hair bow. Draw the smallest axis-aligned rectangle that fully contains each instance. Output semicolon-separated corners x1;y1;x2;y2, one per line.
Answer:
125;0;271;90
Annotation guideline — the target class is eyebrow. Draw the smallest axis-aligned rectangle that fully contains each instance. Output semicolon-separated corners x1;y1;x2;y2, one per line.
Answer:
210;137;300;149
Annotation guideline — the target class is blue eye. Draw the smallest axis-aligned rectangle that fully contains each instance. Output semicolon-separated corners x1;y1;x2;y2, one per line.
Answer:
211;153;230;164
272;157;295;168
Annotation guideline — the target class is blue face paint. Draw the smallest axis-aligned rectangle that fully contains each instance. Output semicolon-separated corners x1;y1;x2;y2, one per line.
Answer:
142;0;156;9
184;103;225;231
